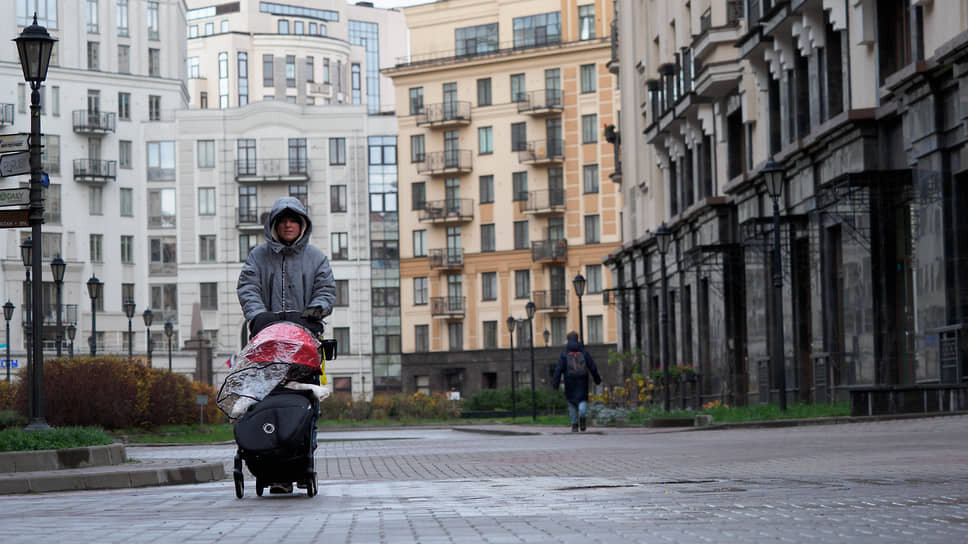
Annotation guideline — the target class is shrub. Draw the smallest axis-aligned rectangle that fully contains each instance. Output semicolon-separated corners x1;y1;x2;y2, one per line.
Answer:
0;426;113;452
318;392;460;423
464;386;567;413
0;380;17;411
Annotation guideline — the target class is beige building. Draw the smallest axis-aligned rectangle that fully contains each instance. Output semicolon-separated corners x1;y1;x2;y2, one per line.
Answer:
609;0;968;410
386;0;622;395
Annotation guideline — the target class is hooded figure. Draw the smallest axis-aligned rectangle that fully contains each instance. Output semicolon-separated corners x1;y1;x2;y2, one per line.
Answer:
552;331;602;432
237;197;336;336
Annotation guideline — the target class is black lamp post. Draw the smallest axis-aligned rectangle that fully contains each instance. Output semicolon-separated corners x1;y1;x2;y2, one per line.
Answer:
3;301;14;383
143;309;154;367
20;238;31;330
86;275;103;356
506;316;517;421
655;223;673;412
164;321;174;372
543;328;550;347
763;158;787;412
526;300;537;422
65;324;76;358
123;299;136;360
573;273;586;343
50;256;65;357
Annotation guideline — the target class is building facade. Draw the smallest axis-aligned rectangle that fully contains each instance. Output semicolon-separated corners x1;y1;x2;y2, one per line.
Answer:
387;0;622;396
608;0;968;407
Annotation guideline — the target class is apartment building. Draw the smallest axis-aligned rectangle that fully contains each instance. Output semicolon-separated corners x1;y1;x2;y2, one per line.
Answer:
1;0;187;361
180;0;406;395
387;0;622;396
608;0;968;408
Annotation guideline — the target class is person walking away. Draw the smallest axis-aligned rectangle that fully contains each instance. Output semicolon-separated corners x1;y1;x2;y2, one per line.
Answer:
552;331;602;432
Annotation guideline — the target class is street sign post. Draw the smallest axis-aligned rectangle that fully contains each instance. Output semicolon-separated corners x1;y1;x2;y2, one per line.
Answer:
0;133;29;154
0;209;30;228
0;151;30;177
0;188;30;207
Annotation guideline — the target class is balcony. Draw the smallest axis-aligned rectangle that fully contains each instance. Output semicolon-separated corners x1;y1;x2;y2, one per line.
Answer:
531;239;567;263
532;289;568;313
236;158;310;182
72;110;116;134
415;150;472;176
415;101;471;128
518;139;564;165
0;103;13;126
429;248;463;271
431;296;465;319
73;159;117;183
517;89;563;116
607;20;619;75
519;189;565;215
418;198;474;224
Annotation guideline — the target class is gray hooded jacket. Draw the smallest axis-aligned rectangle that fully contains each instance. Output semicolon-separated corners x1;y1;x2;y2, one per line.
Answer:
237;197;336;321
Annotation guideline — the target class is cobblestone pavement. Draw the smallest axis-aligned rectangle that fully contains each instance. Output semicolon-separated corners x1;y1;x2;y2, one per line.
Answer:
2;416;967;543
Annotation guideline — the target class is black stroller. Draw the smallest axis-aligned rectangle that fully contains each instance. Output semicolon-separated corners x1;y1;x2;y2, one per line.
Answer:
217;322;336;498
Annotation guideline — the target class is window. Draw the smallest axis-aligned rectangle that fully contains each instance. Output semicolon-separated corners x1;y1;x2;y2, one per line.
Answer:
580;63;596;93
334;327;351;355
17;1;58;29
189;25;197;37
477;78;492;106
117;0;128;36
414;325;429;352
118;45;130;74
407;229;426;258
288;138;307;173
513;220;529;250
587;315;603;344
514;270;530;298
263;54;273;87
323;58;330;83
150;284;178;318
118;92;130;120
455;23;498;57
85;0;98;32
218;52;229;107
372;287;400;308
149;237;177;275
410;134;425;163
329;138;345;165
479;175;494;204
120;187;133;216
198;187;215;215
512;171;528;201
511;122;527;151
200;282;218;310
481;271;497;301
584;214;600;244
87;41;99;70
583;164;599;194
331;232;348;260
189;56;202;79
510;73;526;103
197;140;215;168
147;141;174;179
89;186;103;215
578;5;596;40
413;277;428;305
221;19;229;33
147;1;159;39
148;95;161;120
586;264;602;294
582;114;598;143
121;235;134;264
285;55;296;87
200;92;208;108
238;52;248;106
119;140;132;169
305;56;314;82
477;126;493;155
448;322;463;351
481;224;495;252
330;185;347;213
148;188;176;228
412;182;426;210
239;233;258;260
408;87;423;115
86;234;103;263
512;12;561;48
41;134;59;173
289;184;307;208
278;19;289;34
334;280;349;306
148;48;160;77
50;86;59;116
351;63;361;104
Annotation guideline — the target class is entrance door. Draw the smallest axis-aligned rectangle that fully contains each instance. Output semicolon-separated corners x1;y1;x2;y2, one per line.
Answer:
444;130;458;169
443;82;457;120
550;266;565;307
792;236;813;402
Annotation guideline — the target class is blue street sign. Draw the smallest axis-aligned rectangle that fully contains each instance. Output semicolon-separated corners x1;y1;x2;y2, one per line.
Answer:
0;359;19;369
42;172;49;187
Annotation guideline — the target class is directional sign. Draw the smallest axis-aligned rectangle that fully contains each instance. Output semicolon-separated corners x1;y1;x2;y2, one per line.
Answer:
0;133;29;153
0;209;29;228
0;188;30;207
0;152;29;177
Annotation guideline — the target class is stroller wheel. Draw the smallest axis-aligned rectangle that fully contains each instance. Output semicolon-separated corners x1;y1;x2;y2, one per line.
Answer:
306;475;317;497
233;471;244;499
255;478;264;497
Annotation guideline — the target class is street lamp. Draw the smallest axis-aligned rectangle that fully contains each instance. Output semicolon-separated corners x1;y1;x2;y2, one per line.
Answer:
655;223;673;412
763;158;787;412
20;239;31;329
50;256;65;357
16;16;56;432
123;299;136;360
164;321;174;373
3;301;14;383
573;273;586;343
506;316;517;421
543;328;550;347
86;275;103;356
526;300;537;422
65;324;76;358
143;308;154;367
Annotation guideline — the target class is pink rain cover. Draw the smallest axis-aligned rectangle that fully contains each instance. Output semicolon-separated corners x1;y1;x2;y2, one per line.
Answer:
240;322;321;370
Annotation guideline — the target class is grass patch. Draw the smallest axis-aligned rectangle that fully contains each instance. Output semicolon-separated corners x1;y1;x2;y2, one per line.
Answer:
0;426;114;452
701;402;850;423
118;424;235;444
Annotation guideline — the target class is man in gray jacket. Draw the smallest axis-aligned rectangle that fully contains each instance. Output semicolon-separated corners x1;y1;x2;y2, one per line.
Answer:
237;197;336;337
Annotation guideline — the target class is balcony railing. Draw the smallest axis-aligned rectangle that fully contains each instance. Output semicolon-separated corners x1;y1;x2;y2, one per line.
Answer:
431;296;465;318
532;289;568;312
73;159;117;183
607;20;619;75
235;158;310;181
415;101;472;128
236;206;271;228
531;239;568;263
0;103;13;126
72;110;116;134
519;189;566;214
415;150;472;176
429;248;463;270
25;304;79;326
518;139;564;165
418;198;474;224
517;89;563;115
727;0;744;25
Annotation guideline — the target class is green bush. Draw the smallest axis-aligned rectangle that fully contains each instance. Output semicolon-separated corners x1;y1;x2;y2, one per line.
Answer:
319;392;461;423
464;386;567;412
0;409;26;430
0;426;113;452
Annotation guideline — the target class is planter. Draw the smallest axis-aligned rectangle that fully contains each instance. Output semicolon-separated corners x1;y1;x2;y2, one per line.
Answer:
647;417;694;428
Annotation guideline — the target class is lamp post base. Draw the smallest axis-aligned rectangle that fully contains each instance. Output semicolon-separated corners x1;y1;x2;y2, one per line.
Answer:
24;418;50;432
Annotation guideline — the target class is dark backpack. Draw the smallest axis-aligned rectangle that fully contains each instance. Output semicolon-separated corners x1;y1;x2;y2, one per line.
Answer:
234;392;315;458
566;351;589;378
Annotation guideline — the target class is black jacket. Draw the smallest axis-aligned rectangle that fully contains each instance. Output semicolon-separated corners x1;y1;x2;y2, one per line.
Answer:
551;338;602;404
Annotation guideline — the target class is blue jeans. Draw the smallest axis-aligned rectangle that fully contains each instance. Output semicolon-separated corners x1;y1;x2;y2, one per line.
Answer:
567;401;587;425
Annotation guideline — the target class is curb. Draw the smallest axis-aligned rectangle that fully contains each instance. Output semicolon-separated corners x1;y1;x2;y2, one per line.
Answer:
0;460;226;495
699;410;968;430
451;427;542;436
0;444;126;473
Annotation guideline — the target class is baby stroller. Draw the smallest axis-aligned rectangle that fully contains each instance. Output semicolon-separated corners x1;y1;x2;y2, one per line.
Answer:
217;321;337;498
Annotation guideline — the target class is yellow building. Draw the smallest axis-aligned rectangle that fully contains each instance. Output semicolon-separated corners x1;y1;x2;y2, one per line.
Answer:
386;0;622;394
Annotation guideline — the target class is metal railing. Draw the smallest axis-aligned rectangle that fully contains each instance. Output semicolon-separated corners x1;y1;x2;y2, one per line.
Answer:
517;89;563;114
727;0;744;25
73;159;117;182
415;101;471;126
532;289;568;311
531;239;568;262
235;158;310;179
519;189;566;213
431;296;465;317
235;206;271;227
418;198;474;223
415;150;472;175
429;248;464;269
72;110;116;133
518;139;564;164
